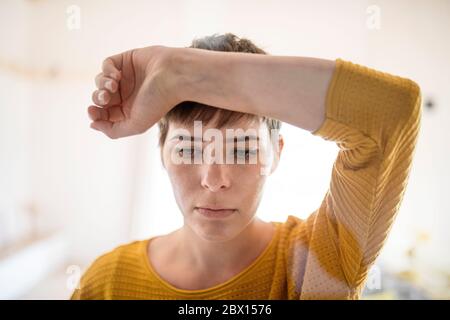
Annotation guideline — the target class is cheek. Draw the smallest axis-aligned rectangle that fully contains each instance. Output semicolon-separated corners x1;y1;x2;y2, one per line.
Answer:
166;165;198;201
232;165;267;196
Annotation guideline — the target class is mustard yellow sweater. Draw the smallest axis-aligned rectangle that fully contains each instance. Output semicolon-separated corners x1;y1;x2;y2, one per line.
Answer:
71;58;422;300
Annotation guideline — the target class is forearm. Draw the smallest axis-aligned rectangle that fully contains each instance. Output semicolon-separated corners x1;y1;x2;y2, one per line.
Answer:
170;47;336;132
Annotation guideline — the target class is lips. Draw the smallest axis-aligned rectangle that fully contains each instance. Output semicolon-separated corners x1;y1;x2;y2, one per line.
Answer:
195;207;236;218
197;206;235;211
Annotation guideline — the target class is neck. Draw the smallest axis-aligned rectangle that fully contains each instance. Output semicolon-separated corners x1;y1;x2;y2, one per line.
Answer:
176;218;274;273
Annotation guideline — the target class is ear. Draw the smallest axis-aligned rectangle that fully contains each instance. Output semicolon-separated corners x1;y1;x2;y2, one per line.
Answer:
268;134;284;175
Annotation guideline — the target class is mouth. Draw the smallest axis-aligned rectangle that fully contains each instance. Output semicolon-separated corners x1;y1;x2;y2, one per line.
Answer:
195;207;236;218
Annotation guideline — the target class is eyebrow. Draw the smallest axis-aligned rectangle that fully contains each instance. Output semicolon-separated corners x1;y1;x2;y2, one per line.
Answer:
169;134;260;143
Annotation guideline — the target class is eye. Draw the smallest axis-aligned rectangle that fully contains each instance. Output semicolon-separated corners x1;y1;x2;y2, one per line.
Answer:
176;147;200;159
234;149;258;162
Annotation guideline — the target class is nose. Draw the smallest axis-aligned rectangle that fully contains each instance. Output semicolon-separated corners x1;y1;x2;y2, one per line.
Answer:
200;164;231;192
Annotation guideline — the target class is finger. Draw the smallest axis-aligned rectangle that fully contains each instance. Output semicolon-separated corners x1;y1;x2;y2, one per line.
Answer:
93;89;122;107
92;89;111;106
91;104;125;121
95;73;119;93
107;105;126;122
88;104;125;121
87;105;109;121
88;105;125;124
102;57;122;81
91;89;122;108
94;72;104;88
90;120;114;135
93;77;121;107
90;119;142;139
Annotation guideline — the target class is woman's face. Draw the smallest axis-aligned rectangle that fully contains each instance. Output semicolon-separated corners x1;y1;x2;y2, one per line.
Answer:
161;116;283;242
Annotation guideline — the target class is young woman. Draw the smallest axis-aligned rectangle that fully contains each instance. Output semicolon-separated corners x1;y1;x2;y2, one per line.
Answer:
71;33;421;299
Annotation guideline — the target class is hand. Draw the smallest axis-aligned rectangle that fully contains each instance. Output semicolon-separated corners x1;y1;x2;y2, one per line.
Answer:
88;45;179;139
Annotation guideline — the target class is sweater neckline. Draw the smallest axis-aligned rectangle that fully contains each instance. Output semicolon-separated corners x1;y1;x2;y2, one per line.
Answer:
140;221;280;295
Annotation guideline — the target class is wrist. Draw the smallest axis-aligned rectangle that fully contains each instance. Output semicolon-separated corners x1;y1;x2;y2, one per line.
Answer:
166;47;202;103
167;47;233;108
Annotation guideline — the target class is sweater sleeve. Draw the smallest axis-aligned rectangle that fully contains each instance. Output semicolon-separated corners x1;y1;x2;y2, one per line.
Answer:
305;58;422;295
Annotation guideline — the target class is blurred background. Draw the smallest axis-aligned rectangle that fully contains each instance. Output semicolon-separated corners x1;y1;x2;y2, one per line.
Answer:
0;0;448;300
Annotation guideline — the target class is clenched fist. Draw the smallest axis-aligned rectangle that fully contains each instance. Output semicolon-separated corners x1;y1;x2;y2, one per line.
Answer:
88;45;181;139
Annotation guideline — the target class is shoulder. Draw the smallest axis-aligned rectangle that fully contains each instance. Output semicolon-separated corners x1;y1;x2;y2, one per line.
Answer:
70;239;146;300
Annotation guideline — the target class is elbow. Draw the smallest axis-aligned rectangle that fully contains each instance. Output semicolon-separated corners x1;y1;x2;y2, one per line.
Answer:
405;79;422;120
395;78;422;133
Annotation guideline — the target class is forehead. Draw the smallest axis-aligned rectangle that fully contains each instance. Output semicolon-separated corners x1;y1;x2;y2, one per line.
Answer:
168;114;262;131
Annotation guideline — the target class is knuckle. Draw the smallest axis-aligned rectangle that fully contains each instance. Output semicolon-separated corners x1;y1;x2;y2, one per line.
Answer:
102;57;111;68
95;73;103;85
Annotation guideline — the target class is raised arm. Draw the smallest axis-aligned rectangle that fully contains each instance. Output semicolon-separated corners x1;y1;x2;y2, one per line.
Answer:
169;47;336;132
291;60;421;299
89;46;335;138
